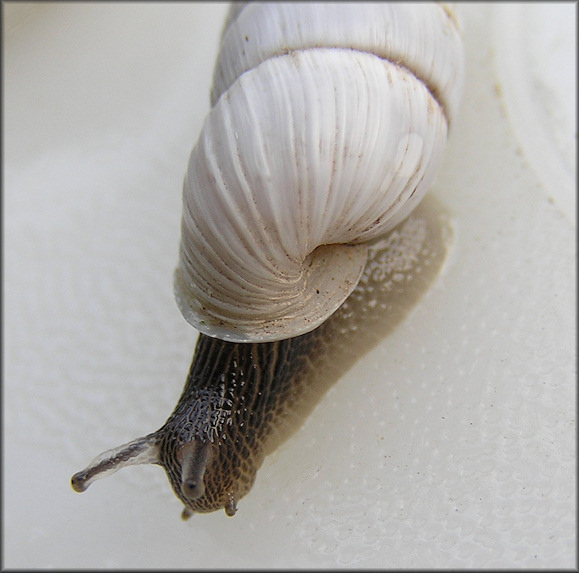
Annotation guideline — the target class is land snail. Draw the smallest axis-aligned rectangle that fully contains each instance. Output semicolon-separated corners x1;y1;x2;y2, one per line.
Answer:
71;2;465;518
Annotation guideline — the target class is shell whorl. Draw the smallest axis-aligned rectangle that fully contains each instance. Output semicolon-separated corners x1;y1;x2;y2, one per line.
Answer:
174;2;464;342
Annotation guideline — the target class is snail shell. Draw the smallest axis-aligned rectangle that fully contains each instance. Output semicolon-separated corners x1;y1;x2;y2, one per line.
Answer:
71;2;464;517
174;1;464;342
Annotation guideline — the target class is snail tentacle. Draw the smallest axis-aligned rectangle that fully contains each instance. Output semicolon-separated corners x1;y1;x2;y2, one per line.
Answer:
70;434;160;493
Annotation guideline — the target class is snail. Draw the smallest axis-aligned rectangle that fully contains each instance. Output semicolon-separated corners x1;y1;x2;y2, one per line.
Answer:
71;2;464;518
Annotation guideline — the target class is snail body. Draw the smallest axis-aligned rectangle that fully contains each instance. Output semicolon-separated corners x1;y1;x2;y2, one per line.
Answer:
71;2;464;517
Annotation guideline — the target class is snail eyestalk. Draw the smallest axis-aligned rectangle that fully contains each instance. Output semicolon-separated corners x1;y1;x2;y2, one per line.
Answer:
71;434;160;493
178;440;212;501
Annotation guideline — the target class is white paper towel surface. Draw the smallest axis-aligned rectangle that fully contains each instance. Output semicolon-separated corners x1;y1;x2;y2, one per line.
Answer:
4;3;576;568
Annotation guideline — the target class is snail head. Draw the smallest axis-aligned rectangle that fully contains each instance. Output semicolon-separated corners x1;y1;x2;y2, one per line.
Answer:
70;386;253;519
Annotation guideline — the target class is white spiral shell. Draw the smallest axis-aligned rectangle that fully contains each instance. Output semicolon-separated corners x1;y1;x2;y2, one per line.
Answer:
174;2;465;342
